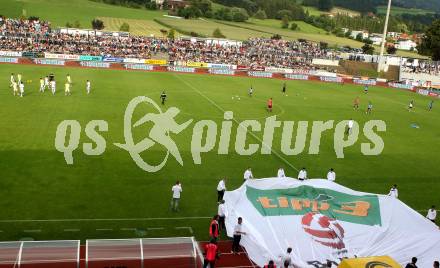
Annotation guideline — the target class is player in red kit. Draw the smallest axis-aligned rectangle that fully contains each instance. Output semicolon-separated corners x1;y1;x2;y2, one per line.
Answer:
267;98;273;112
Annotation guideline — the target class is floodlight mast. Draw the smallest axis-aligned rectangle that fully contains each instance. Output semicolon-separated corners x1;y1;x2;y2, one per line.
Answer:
377;0;392;74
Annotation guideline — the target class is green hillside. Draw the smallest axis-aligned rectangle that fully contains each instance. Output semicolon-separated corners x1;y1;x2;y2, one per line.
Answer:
0;0;165;28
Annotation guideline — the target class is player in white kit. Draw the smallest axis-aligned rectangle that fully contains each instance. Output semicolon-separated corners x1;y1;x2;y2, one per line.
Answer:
19;82;24;97
51;80;56;95
44;76;49;90
86;80;91;94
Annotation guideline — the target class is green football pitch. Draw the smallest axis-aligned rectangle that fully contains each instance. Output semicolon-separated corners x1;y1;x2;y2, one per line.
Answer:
0;63;439;242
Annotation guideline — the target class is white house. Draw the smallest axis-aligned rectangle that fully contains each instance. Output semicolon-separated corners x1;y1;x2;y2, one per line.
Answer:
387;32;400;39
395;40;417;51
350;30;369;40
369;33;383;46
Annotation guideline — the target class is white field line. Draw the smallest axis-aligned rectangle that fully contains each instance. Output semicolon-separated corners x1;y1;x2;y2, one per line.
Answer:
120;228;137;231
175;75;299;172
0;216;211;223
63;229;80;232
147;227;165;231
23;229;41;233
96;228;113;231
175;226;194;234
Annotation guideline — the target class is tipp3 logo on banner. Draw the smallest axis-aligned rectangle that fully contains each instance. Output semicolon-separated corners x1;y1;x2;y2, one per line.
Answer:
55;96;387;172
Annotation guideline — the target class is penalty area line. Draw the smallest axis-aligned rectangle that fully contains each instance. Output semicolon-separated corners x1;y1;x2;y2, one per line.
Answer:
174;75;299;172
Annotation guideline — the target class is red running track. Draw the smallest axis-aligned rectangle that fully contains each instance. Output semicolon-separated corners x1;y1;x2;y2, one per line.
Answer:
0;240;256;268
199;240;256;268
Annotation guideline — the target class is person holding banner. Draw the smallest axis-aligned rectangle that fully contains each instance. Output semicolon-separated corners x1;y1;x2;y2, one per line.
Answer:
232;217;246;254
327;168;336;182
427;205;437;223
388;184;398;198
244;168;253;181
277;167;286;178
298;167;307;181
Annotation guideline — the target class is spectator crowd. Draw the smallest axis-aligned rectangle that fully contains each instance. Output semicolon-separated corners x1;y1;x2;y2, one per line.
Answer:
1;17;336;71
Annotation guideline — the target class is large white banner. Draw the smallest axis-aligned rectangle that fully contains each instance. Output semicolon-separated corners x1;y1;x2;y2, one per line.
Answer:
224;179;440;268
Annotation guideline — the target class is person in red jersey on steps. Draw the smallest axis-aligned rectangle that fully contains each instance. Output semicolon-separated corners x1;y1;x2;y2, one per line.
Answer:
203;239;220;268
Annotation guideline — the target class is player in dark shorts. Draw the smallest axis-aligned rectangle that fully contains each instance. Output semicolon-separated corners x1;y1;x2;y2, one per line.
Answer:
428;100;434;111
282;82;286;94
366;101;373;114
364;85;368;94
248;86;253;97
408;100;414;111
160;91;167;105
353;96;360;110
267;98;273;112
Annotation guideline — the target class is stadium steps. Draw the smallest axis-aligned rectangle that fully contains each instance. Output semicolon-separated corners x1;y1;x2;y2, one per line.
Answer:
339;60;399;80
199;240;256;268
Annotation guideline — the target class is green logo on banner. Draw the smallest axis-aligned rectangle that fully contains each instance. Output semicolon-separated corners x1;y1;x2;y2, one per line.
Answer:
246;185;382;226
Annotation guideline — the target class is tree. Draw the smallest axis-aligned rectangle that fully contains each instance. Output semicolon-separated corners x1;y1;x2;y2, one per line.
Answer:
91;19;104;30
290;22;298;30
281;15;289;29
362;43;374;54
271;34;282;40
213;28;226;38
254;9;267;20
191;0;212;15
318;0;333;11
168;28;175;39
387;46;397;55
418;19;440;60
356;33;363;42
65;22;73;28
120;22;130;32
276;10;292;20
231;8;249;22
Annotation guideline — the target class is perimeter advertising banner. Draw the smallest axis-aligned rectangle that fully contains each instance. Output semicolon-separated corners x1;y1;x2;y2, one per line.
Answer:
44;53;80;60
0;57;19;63
145;59;167;65
224;179;440;268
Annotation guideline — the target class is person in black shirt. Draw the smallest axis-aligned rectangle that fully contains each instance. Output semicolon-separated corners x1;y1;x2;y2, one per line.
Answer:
282;82;286;95
405;257;418;268
434;261;439;268
160;91;167;105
